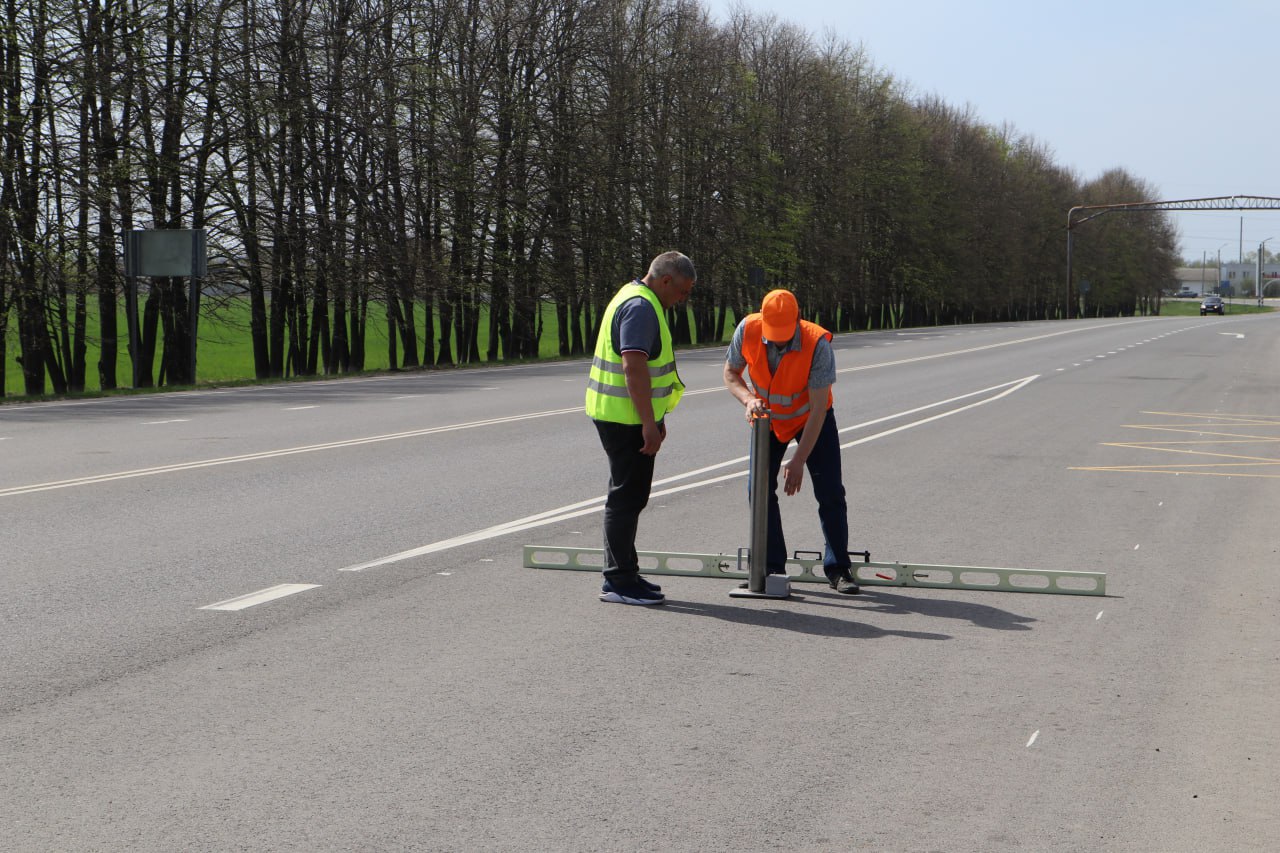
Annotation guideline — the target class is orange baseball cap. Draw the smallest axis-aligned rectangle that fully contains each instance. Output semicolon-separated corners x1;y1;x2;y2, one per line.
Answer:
760;289;799;342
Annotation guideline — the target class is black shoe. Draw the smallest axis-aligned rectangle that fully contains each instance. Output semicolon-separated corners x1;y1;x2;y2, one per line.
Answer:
600;579;666;606
826;568;861;595
603;575;661;593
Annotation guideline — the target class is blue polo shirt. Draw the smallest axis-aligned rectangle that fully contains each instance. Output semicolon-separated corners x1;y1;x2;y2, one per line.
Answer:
612;287;662;358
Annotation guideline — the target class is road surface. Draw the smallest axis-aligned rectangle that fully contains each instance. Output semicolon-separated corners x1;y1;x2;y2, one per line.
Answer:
3;314;1278;851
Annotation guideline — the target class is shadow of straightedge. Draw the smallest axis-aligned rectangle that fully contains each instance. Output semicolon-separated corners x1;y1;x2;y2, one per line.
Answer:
654;599;951;641
828;590;1037;631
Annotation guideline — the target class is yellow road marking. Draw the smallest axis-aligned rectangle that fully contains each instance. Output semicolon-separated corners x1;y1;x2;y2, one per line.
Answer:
1099;444;1280;462
1070;468;1280;479
1141;410;1280;423
1077;410;1280;479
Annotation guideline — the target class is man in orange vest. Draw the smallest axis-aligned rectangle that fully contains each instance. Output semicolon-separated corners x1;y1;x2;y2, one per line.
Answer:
722;288;859;594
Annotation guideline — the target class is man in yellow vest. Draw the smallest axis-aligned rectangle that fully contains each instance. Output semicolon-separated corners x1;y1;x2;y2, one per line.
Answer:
586;251;695;605
722;288;859;594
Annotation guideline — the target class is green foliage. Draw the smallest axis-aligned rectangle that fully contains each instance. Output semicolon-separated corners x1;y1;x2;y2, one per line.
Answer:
0;0;1180;398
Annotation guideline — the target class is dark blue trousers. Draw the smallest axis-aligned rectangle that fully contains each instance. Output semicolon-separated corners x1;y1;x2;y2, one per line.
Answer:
594;419;657;582
756;409;850;575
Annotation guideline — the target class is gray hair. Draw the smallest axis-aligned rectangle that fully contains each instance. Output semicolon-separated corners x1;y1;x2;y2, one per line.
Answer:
648;250;696;281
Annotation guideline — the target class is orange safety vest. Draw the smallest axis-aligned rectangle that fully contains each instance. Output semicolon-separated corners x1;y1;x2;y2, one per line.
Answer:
741;316;834;443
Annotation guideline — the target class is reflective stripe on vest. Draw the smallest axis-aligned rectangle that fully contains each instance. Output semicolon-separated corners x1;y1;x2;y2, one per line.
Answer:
589;355;679;379
740;315;833;442
585;283;685;424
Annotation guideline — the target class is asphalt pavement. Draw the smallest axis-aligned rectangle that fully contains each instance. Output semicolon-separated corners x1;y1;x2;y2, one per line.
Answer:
3;314;1278;852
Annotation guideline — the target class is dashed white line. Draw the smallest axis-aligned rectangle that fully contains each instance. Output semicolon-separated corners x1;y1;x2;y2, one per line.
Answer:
1026;730;1040;748
1096;611;1104;620
1134;544;1140;550
142;419;190;425
200;583;320;611
285;405;318;411
837;318;1156;377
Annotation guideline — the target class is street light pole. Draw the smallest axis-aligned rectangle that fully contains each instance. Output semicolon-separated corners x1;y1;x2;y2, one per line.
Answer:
1216;242;1227;295
1260;238;1274;304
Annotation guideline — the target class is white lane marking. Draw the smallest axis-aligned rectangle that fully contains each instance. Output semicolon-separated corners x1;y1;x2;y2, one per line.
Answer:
339;376;1039;572
1158;501;1163;507
0;437;10;441
285;405;318;411
1056;368;1065;372
0;405;585;499
1073;363;1081;367
142;419;191;425
1096;611;1104;620
1134;544;1140;550
1026;730;1040;748
437;572;453;576
1219;333;1245;339
200;583;320;611
393;395;421;400
836;318;1155;377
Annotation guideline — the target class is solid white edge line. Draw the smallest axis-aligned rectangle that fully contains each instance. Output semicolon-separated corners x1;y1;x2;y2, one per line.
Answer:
0;405;585;499
339;375;1039;572
199;583;320;611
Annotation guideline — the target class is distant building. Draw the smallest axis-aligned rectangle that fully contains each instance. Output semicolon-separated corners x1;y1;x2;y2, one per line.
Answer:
1220;262;1280;296
1171;267;1221;295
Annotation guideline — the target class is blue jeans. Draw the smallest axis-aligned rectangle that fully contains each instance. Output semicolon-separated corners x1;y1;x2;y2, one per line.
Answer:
754;410;850;575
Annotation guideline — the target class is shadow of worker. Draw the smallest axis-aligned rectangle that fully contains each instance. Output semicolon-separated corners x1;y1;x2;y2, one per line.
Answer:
657;598;951;641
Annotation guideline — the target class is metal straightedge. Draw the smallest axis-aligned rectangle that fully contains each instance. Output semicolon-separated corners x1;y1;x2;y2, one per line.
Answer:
522;545;1107;597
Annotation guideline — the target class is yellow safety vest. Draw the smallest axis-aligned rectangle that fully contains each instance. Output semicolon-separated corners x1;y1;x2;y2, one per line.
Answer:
585;282;684;424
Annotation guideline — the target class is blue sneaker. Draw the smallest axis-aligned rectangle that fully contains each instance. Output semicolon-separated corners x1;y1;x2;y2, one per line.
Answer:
599;578;666;605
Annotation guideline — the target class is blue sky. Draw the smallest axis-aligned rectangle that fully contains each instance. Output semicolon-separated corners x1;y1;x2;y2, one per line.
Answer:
701;0;1280;264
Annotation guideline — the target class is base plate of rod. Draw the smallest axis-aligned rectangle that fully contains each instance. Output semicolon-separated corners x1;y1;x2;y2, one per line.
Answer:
728;574;792;599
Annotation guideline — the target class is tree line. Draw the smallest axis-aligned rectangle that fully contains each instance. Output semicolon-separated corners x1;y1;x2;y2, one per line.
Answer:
0;0;1178;397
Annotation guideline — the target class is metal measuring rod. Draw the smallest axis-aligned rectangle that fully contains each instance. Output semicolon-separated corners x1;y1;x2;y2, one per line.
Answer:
728;412;791;600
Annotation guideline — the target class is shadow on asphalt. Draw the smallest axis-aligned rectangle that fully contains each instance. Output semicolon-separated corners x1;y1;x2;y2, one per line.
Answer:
656;597;952;641
805;589;1037;632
